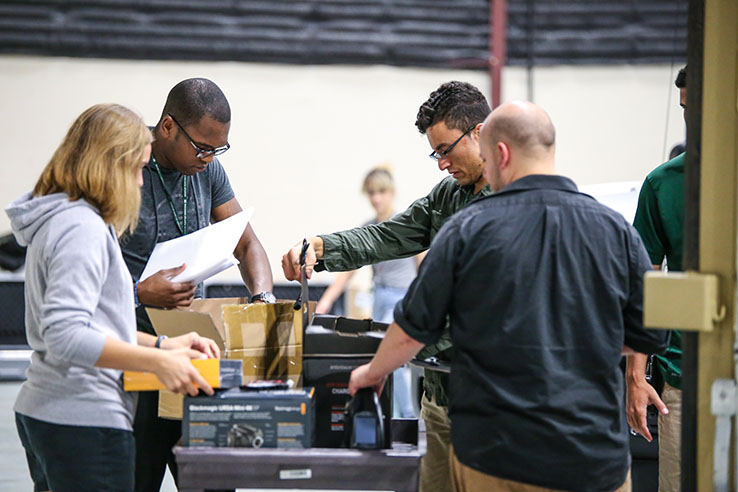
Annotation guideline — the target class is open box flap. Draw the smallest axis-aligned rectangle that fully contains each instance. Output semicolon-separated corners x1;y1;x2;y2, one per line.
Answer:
147;308;226;353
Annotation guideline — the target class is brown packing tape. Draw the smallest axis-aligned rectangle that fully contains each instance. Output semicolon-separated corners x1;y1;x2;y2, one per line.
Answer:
226;347;302;379
222;302;306;350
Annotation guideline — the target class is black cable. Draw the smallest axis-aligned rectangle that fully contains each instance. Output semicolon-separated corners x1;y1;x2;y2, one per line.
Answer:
662;0;686;161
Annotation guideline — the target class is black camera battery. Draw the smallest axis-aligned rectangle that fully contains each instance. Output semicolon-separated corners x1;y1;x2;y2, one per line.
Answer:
182;387;315;449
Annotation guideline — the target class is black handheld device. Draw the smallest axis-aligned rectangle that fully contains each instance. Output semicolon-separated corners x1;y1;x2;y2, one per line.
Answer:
344;387;385;449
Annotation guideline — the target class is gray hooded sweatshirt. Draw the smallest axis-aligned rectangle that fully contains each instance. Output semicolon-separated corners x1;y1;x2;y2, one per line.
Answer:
6;191;136;430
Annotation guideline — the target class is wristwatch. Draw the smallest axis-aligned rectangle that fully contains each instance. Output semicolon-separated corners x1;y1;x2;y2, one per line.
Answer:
251;291;276;304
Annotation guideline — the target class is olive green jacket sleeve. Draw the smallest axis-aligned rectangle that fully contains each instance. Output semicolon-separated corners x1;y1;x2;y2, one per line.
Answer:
319;195;433;272
318;176;482;272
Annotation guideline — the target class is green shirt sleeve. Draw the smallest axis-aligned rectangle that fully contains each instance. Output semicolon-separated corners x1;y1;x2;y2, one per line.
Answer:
633;177;667;267
319;183;446;272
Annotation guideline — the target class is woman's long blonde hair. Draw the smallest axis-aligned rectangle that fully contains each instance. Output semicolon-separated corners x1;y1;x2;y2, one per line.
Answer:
34;103;152;236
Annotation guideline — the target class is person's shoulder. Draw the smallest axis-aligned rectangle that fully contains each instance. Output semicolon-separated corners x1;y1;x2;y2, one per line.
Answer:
48;201;111;249
428;175;460;195
54;200;104;228
426;176;482;205
446;191;496;226
647;152;685;182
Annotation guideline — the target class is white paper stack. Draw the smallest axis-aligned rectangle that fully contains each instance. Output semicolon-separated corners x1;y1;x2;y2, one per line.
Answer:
139;208;253;285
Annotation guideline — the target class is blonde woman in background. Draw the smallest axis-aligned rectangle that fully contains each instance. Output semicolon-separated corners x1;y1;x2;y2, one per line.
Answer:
316;165;422;418
6;103;219;492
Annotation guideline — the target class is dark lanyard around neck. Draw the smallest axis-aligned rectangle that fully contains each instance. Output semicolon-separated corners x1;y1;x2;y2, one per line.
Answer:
151;156;188;236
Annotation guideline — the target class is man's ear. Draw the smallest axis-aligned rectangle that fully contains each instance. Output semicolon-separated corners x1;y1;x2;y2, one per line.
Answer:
497;141;511;169
159;115;175;138
471;122;484;140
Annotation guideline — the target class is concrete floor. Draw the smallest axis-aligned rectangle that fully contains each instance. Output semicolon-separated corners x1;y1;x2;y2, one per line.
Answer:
1;381;374;492
0;381;177;492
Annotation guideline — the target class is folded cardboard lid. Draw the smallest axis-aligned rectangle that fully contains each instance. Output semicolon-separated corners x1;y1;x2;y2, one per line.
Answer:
303;323;385;356
188;297;249;332
146;298;271;353
147;308;226;353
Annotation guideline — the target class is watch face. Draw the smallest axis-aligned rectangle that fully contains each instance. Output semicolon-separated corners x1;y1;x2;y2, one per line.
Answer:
256;292;276;304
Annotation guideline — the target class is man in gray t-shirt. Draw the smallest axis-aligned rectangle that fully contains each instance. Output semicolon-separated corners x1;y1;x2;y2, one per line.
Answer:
122;154;237;334
119;78;274;492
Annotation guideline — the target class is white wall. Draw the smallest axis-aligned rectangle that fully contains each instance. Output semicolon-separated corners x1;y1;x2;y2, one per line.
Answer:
0;56;685;283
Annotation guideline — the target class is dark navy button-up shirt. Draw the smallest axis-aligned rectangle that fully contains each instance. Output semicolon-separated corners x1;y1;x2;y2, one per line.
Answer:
395;174;669;492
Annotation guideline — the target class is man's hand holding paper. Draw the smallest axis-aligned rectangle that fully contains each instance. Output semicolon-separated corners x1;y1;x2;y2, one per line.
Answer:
137;264;197;308
138;209;254;308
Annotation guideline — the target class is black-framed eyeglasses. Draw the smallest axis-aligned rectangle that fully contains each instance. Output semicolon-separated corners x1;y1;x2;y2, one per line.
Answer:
428;125;476;162
167;113;230;159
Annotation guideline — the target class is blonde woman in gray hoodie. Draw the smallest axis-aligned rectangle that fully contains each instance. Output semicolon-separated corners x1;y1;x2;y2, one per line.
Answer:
6;103;219;492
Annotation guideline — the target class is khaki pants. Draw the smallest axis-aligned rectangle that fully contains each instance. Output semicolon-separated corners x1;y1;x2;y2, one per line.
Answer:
420;393;453;492
658;383;682;492
449;445;631;492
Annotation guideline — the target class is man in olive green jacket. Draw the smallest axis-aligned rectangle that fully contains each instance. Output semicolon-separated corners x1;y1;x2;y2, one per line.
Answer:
282;81;492;492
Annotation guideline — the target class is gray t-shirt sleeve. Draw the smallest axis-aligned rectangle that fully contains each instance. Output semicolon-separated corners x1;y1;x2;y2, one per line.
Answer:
209;158;235;209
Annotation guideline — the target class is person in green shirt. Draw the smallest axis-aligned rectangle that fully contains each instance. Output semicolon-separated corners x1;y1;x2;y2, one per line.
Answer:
627;65;687;492
282;81;492;492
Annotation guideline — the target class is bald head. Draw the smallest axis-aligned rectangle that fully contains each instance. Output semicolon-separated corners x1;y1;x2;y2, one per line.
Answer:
482;101;555;152
479;101;557;191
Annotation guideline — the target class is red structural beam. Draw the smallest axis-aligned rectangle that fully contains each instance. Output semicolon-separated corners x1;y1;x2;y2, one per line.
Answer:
489;0;507;109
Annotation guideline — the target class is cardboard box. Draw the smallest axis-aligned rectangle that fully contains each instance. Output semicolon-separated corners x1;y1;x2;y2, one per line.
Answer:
123;358;242;391
147;299;307;419
303;316;392;448
182;387;315;448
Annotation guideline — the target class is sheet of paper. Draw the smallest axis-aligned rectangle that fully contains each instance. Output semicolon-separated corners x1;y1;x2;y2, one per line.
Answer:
579;181;641;224
139;208;253;285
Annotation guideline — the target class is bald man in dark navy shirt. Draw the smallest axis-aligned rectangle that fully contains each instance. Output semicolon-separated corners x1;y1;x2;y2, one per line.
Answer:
349;101;669;492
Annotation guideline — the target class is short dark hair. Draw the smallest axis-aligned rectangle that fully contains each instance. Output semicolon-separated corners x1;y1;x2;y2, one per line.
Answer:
669;143;686;160
675;66;687;89
160;78;231;127
415;81;491;134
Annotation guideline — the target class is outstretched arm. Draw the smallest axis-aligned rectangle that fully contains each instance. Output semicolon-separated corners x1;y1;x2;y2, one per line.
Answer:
212;198;273;296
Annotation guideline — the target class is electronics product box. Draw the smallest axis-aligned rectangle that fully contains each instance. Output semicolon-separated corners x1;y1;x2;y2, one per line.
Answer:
182;387;315;449
303;315;392;448
123;358;243;391
147;299;311;419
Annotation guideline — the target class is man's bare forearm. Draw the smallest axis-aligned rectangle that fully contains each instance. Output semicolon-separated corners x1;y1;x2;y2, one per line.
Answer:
368;322;425;380
626;352;649;384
